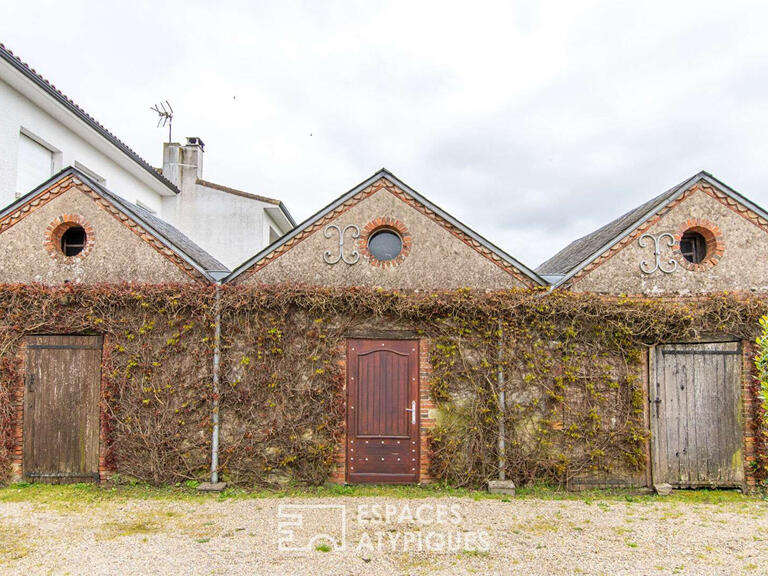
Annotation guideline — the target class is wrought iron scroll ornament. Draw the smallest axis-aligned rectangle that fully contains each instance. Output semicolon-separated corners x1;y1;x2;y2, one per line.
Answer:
638;232;678;274
323;224;360;265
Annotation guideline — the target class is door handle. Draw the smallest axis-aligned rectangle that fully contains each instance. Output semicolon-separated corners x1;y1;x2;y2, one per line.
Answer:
27;374;34;393
405;400;416;425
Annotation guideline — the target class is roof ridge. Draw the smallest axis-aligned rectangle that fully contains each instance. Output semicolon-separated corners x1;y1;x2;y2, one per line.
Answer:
195;178;281;205
0;43;179;194
227;169;544;286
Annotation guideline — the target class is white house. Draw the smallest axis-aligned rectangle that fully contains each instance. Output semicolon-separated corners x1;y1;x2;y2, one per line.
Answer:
0;43;294;269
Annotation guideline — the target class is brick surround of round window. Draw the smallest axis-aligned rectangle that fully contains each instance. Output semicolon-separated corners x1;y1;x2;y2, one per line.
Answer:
672;218;724;271
358;217;411;267
45;214;95;261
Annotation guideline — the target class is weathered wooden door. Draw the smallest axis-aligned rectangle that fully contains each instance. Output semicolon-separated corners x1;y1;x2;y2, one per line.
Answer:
651;342;743;487
346;339;419;483
23;335;102;483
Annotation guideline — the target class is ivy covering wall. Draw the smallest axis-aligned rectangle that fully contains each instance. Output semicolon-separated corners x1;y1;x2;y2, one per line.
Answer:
755;315;768;485
0;284;766;488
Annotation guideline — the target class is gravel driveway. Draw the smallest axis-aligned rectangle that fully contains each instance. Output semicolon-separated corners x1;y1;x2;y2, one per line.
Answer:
1;493;766;575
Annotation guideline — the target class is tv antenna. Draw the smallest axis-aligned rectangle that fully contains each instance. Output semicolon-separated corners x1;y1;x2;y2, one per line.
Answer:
150;101;174;142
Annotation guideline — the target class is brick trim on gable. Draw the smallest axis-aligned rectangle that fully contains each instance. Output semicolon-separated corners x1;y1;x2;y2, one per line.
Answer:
0;175;208;283
672;218;724;272
44;213;95;262
566;182;764;288
358;217;412;267
234;178;537;287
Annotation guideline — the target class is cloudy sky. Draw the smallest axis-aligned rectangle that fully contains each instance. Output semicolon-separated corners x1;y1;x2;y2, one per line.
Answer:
2;1;767;267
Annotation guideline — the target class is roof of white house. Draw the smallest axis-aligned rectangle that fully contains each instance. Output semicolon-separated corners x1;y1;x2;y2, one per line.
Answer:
0;43;179;196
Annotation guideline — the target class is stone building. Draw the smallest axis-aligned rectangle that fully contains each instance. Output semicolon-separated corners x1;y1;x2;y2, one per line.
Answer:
228;168;543;291
0;167;227;284
538;171;768;490
537;171;768;295
1;165;767;490
228;168;543;484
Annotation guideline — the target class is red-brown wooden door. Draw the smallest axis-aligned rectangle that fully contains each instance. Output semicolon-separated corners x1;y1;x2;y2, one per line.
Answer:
346;339;419;483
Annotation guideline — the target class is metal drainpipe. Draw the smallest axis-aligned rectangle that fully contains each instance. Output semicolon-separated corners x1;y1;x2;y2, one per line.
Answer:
210;282;222;484
497;319;506;481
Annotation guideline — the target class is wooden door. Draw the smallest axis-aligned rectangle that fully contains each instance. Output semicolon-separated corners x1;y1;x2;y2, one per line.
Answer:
346;339;419;483
651;342;743;487
23;335;102;483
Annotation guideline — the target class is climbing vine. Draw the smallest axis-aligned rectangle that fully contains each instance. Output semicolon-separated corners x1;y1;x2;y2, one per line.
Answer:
0;284;766;488
0;284;216;485
755;315;768;485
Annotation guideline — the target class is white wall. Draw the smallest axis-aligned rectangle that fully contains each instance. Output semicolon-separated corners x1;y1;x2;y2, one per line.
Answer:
164;181;281;270
0;67;295;271
0;78;164;213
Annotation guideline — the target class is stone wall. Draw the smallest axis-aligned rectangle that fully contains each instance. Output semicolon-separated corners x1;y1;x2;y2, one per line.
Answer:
569;182;768;294
0;180;196;284
236;178;532;290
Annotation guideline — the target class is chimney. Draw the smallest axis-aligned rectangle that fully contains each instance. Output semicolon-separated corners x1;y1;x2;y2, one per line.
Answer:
162;137;205;191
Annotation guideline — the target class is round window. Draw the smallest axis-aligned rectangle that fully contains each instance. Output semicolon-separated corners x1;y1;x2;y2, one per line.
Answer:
680;230;707;264
61;225;87;257
367;229;403;261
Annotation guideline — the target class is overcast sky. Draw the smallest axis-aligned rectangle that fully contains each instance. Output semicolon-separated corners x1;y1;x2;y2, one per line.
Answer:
2;1;767;267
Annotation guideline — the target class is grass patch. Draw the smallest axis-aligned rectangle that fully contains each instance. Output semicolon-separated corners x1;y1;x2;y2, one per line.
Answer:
0;524;31;563
0;481;764;506
99;512;166;539
315;543;332;552
460;549;490;557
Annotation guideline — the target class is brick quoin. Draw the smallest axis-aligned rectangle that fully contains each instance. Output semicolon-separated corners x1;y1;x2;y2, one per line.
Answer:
331;341;347;484
9;342;26;482
742;340;758;489
418;338;435;483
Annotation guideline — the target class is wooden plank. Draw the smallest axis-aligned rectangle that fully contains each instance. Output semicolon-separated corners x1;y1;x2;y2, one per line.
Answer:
651;347;666;484
691;350;707;485
665;349;681;484
722;348;744;484
678;352;691;485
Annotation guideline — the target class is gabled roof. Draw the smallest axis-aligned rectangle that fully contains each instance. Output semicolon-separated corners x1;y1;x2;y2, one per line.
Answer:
537;171;768;286
0;43;179;195
226;168;545;286
196;178;296;228
0;167;227;281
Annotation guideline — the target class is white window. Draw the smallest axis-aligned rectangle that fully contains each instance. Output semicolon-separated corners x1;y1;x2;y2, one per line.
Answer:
16;131;55;197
